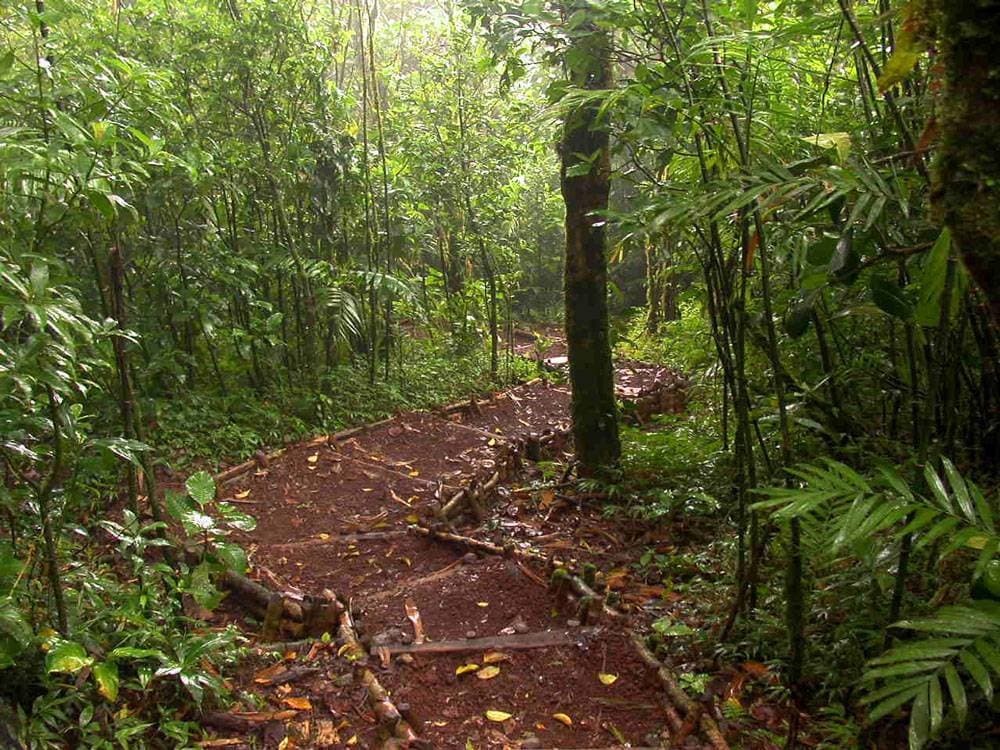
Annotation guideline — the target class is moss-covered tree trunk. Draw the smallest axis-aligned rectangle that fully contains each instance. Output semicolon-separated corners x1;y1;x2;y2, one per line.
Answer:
932;1;1000;321
560;1;621;473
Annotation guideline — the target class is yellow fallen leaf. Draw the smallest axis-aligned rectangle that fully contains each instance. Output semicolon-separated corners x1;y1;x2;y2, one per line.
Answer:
456;663;479;675
485;710;512;722
307;454;319;464
405;514;420;524
283;697;313;710
552;713;573;727
346;736;357;746
598;673;618;686
476;601;489;608
476;666;500;680
317;533;330;541
235;489;251;499
408;469;420;477
482;651;509;664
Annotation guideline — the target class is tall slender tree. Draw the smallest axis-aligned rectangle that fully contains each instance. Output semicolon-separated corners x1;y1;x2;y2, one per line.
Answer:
560;0;620;473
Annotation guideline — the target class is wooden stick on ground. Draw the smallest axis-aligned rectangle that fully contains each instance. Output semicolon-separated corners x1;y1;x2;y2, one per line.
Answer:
338;605;366;662
380;627;599;656
408;524;567;568
630;633;730;750
359;668;420;749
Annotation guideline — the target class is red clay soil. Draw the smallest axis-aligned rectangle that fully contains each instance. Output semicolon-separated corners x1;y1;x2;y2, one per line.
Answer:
200;358;733;749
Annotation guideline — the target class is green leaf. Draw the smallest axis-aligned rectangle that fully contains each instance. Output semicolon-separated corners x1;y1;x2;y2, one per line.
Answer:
908;683;929;750
215;542;248;574
943;663;967;726
928;674;943;736
942;458;974;522
783;300;813;338
165;489;193;521
188;561;223;611
182;510;216;533
958;650;992;701
108;646;165;661
915;228;951;327
0;51;14;77
46;641;94;674
185;471;216;507
93;661;120;701
0;597;32;668
86;190;116;221
870;276;913;319
877;29;925;93
868;684;922;723
807;236;838;266
802;132;851;162
217;503;256;531
565;161;593;178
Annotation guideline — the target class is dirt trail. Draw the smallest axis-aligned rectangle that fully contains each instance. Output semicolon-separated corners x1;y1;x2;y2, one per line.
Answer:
201;345;711;750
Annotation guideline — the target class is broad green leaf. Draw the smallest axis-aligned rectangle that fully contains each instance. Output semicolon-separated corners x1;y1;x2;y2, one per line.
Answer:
0;597;32;668
915;228;951;327
908;683;929;750
188;562;223;611
878;29;924;93
802;132;851;162
870;276;913;319
165;489;193;522
958;651;992;701
215;542;248;574
46;641;94;674
185;471;216;507
93;661;120;701
943;663;967;726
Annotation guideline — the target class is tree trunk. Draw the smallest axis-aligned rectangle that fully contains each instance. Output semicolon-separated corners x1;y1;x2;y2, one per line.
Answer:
560;0;620;474
931;1;1000;322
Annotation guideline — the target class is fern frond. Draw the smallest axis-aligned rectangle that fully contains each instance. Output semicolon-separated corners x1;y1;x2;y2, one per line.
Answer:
861;602;1000;749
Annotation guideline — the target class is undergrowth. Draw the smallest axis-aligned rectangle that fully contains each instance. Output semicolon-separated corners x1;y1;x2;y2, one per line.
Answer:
153;338;534;472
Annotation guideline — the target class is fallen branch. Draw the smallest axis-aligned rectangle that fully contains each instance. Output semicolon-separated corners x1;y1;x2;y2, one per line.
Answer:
214;448;284;486
381;627;598;656
408;524;566;568
327;448;461;491
219;570;305;623
366;559;463;604
359;668;420;749
201;710;297;733
338;605;366;662
265;529;409;551
253;665;321;686
630;633;729;750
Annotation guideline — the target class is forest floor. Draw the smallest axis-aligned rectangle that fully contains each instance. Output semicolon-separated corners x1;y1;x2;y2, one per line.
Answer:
193;337;783;750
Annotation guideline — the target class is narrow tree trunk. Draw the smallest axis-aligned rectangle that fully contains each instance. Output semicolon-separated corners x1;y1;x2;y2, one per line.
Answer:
109;244;139;514
560;0;620;474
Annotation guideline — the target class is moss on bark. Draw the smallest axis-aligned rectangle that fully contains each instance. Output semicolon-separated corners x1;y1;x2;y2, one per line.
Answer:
931;0;1000;320
560;1;621;473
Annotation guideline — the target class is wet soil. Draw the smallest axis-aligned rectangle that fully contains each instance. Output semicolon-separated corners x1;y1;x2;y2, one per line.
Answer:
200;347;723;750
